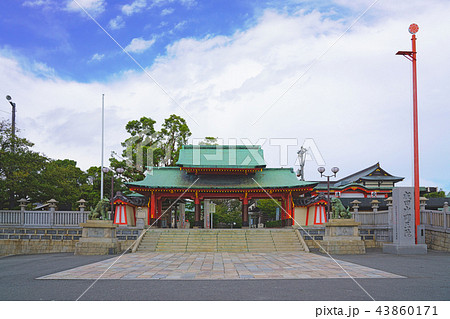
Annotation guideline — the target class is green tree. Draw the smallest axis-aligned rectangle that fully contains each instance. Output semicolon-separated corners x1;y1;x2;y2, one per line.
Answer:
36;159;89;210
117;116;163;181
82;166;128;210
257;199;279;221
159;114;191;166
212;199;242;228
199;137;218;145
0;120;47;209
113;114;191;180
424;190;447;199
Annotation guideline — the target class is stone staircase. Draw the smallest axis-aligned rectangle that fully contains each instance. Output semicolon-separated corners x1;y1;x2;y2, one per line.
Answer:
135;229;308;253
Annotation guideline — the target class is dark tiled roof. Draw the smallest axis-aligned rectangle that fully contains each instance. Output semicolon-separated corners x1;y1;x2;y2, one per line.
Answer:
339;197;389;210
113;192;147;206
423;197;450;210
314;163;404;188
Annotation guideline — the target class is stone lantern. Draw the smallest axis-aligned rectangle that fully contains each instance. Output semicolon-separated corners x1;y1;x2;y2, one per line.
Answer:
47;199;58;209
350;199;361;212
419;197;428;211
18;198;29;209
77;199;87;211
371;199;380;212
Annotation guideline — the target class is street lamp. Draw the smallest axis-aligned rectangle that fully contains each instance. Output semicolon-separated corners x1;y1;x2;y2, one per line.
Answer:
5;95;16;152
396;23;420;243
102;167;125;220
318;166;339;221
5;95;17;209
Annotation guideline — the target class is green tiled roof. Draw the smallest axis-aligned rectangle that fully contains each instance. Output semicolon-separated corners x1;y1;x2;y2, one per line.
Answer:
176;145;266;168
127;167;316;190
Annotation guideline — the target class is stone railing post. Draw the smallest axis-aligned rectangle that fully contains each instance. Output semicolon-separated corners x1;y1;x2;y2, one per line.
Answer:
47;199;58;226
18;198;28;225
444;202;448;230
350;200;360;220
419;197;428;226
385;197;393;227
371;199;379;212
370;199;379;225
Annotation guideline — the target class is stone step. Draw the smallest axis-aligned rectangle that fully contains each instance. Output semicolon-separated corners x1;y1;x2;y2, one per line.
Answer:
136;229;307;253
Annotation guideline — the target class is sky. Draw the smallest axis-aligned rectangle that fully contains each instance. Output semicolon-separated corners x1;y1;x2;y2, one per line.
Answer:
0;0;449;192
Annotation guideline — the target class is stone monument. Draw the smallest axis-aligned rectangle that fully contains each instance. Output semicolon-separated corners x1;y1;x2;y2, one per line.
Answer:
75;199;120;255
383;187;427;254
75;220;120;255
135;207;146;229
320;219;366;254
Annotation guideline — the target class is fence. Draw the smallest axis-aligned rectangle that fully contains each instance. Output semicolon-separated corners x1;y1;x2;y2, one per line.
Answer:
0;210;94;227
420;205;449;232
353;210;389;226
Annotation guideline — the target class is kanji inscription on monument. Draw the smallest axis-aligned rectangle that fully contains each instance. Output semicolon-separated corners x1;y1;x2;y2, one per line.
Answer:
392;187;415;245
383;187;427;254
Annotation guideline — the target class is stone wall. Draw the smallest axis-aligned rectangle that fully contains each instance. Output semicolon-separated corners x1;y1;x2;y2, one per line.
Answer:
299;226;388;250
425;229;450;252
0;226;141;256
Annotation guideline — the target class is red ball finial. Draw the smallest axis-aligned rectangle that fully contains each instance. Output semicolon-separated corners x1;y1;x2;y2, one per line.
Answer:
409;23;419;34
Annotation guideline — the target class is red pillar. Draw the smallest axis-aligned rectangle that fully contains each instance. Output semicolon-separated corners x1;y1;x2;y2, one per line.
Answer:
242;197;249;228
411;33;420;243
157;198;163;228
397;24;421;243
150;192;156;225
289;193;295;226
194;195;202;228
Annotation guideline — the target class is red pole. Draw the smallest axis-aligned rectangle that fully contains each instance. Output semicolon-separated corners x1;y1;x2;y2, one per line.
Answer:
411;34;420;243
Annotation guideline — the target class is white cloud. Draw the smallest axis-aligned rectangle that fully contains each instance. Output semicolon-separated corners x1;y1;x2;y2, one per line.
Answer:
161;8;174;16
124;37;156;53
22;0;54;7
109;16;125;30
122;0;147;16
66;0;106;16
173;20;187;31
89;53;105;62
2;1;450;191
179;0;197;8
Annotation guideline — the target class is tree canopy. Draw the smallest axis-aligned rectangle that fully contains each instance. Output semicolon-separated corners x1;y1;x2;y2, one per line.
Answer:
0;114;192;209
111;114;191;181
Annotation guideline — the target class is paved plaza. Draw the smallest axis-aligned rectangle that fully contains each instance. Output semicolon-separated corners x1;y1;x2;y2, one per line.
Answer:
39;252;403;280
1;249;449;300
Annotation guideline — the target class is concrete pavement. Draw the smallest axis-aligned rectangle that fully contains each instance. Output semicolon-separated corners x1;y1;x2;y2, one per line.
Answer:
0;249;448;300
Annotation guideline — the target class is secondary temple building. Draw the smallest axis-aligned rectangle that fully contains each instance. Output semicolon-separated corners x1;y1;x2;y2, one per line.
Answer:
114;145;404;228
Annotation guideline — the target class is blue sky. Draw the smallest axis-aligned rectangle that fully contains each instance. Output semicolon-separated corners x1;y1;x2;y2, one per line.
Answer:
1;0;449;192
1;0;355;82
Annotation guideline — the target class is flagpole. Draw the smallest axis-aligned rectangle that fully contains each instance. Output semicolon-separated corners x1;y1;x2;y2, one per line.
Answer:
100;94;105;200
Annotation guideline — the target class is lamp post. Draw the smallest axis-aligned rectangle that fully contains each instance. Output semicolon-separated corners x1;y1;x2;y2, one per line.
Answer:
396;23;420;243
5;95;17;209
102;167;124;220
318;166;339;220
5;95;16;151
